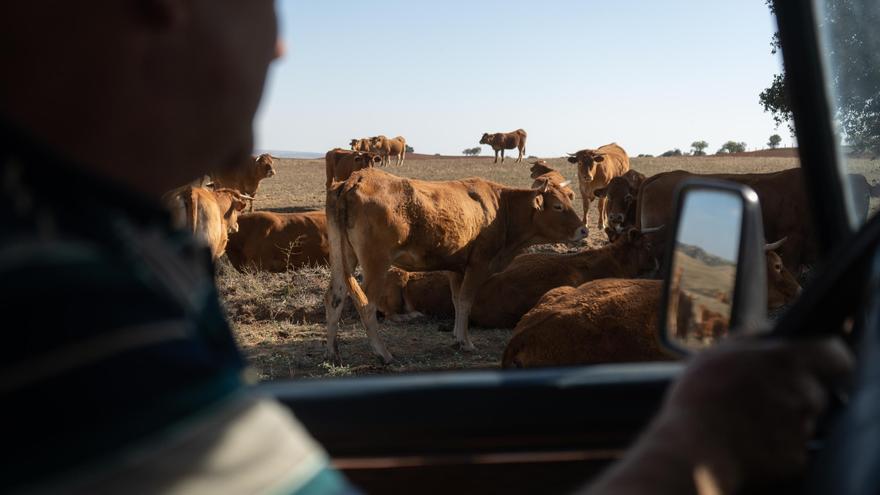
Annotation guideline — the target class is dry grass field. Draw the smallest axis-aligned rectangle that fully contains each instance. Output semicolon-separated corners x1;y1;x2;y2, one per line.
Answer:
218;152;879;381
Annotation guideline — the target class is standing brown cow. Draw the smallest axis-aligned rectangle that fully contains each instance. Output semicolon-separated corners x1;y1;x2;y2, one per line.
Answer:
210;153;276;212
567;143;631;229
350;138;371;152
225;210;329;272
324;167;587;364
324;148;383;188
370;135;407;166
164;187;249;260
594;169;646;241
480;129;527;163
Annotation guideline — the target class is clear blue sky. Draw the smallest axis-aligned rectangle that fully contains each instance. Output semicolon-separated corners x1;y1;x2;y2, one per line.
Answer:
255;0;786;157
678;191;743;261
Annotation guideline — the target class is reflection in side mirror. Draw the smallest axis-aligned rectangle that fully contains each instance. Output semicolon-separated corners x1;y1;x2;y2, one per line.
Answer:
666;190;742;350
660;180;769;356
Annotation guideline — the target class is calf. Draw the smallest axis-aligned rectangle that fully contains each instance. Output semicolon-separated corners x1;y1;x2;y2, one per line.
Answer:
480;129;527;163
226;210;329;272
210;153;276;212
164;187;249;260
325;168;587;364
325;148;383;188
593;169;646;242
567;143;631;229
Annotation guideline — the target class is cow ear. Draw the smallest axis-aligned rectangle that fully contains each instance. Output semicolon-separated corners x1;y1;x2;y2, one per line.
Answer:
532;192;545;211
624;193;634;204
567;156;578;164
594;187;608;198
593;154;606;163
234;199;248;212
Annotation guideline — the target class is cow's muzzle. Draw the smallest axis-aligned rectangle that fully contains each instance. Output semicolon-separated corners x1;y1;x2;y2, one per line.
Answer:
572;226;589;241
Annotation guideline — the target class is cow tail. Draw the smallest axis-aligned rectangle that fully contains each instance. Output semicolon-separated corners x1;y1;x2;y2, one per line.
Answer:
326;183;369;308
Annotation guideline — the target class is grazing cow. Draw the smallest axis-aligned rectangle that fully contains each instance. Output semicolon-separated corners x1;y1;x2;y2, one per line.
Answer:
567;143;631;229
380;226;662;327
637;168;823;272
225;210;329;272
164;187;249;260
593;169;646;242
350;138;371;152
529;160;576;201
502;240;801;369
480;129;527;163
324;148;383;188
324;167;587;364
369;135;407;166
210;153;276;212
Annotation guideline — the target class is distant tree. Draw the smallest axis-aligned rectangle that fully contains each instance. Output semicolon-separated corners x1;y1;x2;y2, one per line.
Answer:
462;147;482;156
767;134;782;149
637;153;654;158
716;141;747;154
660;148;683;157
690;140;709;156
434;153;442;157
405;145;414;153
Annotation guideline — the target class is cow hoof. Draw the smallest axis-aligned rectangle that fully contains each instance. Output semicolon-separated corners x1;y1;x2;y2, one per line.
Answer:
455;341;477;352
324;352;342;367
378;354;395;366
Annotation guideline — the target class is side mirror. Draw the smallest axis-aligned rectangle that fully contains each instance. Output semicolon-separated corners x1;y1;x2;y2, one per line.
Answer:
659;179;769;355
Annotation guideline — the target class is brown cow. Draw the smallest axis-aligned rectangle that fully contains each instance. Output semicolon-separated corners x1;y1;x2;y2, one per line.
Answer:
593;169;646;242
350;138;371;152
637;169;819;272
210;153;276;212
380;226;662;327
567;143;631;229
164;187;249;260
480;129;527;163
324;167;587;364
377;268;456;322
502;241;801;369
370;135;407;166
529;160;575;201
324;148;383;188
225;210;329;272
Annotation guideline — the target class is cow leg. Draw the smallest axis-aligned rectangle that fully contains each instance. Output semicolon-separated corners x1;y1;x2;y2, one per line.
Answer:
356;257;396;364
324;251;357;365
582;196;591;225
597;196;608;229
501;149;505;163
248;199;255;213
494;150;499;163
451;270;486;351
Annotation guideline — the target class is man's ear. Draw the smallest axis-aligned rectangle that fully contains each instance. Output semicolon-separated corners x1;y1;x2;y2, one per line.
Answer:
135;0;190;28
533;192;544;211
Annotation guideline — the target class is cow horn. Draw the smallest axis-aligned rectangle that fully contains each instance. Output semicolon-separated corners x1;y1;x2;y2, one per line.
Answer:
765;237;788;251
566;152;577;157
558;180;571;188
640;225;665;234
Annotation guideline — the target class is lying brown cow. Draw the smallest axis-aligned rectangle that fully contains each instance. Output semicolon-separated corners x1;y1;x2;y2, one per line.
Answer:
324;148;383;188
370;135;407;166
480;129;527;163
379;227;662;327
502;242;801;369
210;153;276;212
325;167;587;364
594;169;646;242
164;187;249;260
378;268;456;322
529;160;575;201
567;143;631;229
225;210;329;272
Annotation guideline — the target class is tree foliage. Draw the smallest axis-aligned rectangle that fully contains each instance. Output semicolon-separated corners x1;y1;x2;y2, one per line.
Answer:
405;145;414;153
760;0;880;154
462;147;481;156
691;140;709;156
768;134;782;149
716;141;747;154
660;149;683;157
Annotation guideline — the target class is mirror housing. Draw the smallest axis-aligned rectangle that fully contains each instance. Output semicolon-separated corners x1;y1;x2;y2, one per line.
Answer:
659;179;769;355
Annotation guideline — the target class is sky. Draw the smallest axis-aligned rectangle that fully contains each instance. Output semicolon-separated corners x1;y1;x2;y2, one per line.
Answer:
677;190;743;262
255;0;787;157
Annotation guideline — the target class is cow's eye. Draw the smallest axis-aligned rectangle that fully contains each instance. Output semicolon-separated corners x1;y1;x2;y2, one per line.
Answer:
553;204;563;211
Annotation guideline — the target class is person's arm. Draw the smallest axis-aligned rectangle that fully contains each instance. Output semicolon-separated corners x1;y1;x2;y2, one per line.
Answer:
581;338;853;495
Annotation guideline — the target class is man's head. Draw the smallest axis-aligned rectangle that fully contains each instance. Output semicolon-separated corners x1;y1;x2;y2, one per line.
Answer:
1;0;283;199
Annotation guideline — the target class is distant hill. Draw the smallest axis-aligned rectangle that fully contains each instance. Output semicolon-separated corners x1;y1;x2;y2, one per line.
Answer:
258;150;324;159
676;243;735;267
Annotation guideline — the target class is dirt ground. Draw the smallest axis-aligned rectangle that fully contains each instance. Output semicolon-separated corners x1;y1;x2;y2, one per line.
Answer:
219;153;878;381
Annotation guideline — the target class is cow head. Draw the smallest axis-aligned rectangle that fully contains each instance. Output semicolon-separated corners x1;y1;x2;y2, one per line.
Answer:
479;133;493;145
595;177;638;241
356;151;383;168
567;150;606;182
765;238;801;309
530;180;588;242
529;160;554;179
213;189;250;234
615;226;664;272
370;136;386;149
254;153;276;179
350;139;359;150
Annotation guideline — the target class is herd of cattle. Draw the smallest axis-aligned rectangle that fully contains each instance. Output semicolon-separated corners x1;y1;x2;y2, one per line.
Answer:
160;129;880;371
